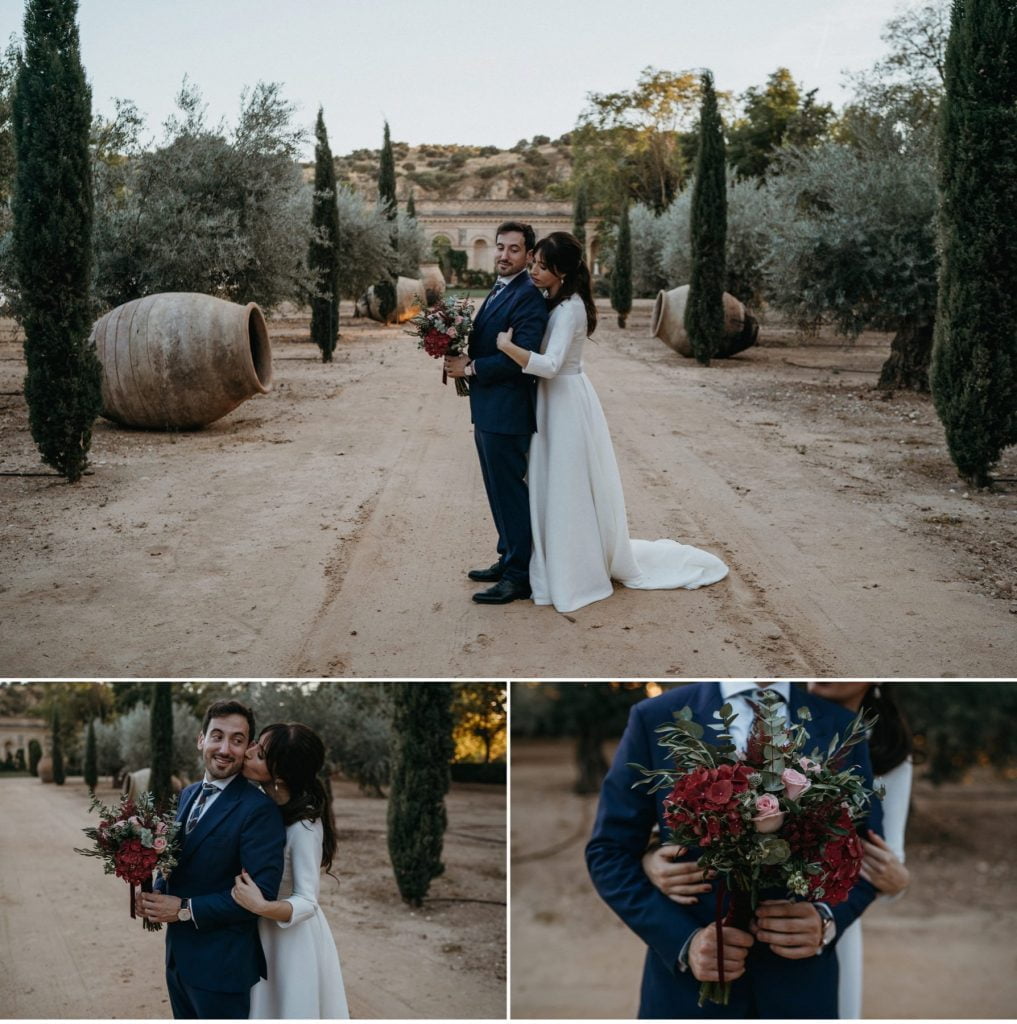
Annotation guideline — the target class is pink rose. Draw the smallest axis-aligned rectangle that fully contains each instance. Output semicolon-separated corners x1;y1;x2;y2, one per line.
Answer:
752;794;785;833
799;757;822;774
156;821;168;835
152;836;168;853
447;326;458;338
782;767;812;800
129;816;142;827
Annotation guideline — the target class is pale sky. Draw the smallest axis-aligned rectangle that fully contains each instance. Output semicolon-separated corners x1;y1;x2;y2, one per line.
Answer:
0;0;918;159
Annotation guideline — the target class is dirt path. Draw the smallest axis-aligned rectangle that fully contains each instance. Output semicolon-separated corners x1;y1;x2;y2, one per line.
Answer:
1;302;1013;677
0;775;505;1019
510;738;1017;1019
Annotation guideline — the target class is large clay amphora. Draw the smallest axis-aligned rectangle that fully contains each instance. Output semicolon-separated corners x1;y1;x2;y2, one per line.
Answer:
356;276;425;324
418;263;447;305
37;756;53;783
90;292;273;430
651;284;759;359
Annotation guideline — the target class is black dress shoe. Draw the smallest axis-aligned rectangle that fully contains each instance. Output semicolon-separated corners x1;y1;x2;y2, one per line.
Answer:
472;578;532;604
468;561;504;583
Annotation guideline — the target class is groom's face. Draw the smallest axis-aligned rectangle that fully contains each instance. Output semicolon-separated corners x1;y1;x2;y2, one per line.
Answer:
495;231;530;278
197;713;251;780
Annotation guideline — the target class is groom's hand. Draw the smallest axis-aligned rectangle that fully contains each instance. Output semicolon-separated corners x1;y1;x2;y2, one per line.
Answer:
688;924;753;982
444;355;468;377
139;892;183;923
753;900;823;959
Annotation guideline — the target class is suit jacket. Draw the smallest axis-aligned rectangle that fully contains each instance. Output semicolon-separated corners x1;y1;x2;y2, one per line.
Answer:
586;682;884;1019
155;774;286;993
467;273;549;435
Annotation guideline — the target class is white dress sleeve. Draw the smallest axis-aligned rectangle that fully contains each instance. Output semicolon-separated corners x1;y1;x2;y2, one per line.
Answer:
878;758;913;862
524;300;579;379
276;821;322;929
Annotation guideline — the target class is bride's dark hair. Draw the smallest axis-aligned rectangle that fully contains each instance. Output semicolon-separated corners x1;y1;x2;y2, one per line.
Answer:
259;722;338;877
533;231;597;335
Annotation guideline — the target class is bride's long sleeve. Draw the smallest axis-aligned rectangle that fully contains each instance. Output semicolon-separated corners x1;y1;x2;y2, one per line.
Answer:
275;821;323;929
523;301;580;379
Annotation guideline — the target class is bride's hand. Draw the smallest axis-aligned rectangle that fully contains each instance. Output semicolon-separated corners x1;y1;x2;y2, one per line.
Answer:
641;844;714;905
496;327;514;352
231;868;267;913
860;830;910;895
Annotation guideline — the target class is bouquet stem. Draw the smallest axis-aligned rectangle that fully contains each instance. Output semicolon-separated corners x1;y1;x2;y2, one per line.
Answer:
139;876;162;932
698;880;754;1008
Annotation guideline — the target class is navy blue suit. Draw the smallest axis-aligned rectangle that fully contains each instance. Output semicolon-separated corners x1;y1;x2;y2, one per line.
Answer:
156;774;286;1019
586;683;883;1019
467;273;549;584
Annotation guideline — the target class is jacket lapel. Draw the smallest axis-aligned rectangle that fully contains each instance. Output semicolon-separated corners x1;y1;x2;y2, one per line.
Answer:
179;775;245;858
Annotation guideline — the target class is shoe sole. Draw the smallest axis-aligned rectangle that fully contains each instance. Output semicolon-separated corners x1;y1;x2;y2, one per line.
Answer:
472;591;531;604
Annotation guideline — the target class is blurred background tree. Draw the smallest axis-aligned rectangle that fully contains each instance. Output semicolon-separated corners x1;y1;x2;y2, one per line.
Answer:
510;681;1017;790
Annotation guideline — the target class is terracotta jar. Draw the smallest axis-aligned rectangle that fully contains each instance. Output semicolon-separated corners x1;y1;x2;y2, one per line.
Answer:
91;292;273;429
356;276;425;324
651;284;759;359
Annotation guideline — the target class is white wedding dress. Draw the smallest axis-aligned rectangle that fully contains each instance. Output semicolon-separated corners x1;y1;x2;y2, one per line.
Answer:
836;758;912;1018
249;819;349;1020
523;295;729;613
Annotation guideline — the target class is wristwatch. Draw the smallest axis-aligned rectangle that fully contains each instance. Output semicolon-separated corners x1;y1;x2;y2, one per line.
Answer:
464;360;475;377
815;903;836;952
177;898;192;923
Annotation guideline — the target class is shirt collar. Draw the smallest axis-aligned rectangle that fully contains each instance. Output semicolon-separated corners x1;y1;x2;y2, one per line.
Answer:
718;681;792;703
496;270;525;286
200;773;238;792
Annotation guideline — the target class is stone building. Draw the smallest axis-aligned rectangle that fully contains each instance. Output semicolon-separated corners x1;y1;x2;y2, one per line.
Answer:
0;716;49;765
413;199;601;273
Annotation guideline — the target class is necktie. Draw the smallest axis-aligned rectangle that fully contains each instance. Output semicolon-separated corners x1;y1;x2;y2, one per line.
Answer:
488;279;507;301
742;688;785;754
186;782;217;834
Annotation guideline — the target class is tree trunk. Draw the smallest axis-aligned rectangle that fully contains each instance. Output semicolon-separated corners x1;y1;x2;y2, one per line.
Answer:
574;729;608;794
878;317;934;392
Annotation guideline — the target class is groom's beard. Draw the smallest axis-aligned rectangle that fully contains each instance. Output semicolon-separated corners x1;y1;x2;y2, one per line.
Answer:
202;750;243;780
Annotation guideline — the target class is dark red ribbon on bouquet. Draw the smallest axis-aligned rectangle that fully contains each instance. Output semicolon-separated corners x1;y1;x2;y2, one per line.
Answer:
715;877;727;986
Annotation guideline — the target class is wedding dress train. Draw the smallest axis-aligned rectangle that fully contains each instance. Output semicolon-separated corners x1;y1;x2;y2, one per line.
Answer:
524;295;728;614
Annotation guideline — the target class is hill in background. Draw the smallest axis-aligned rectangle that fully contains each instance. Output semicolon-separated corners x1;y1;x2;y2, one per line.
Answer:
320;134;575;204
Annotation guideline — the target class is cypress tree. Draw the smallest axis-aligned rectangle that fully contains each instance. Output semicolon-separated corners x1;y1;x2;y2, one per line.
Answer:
51;709;65;785
12;0;102;482
573;181;588;250
374;121;398;323
685;70;727;366
930;0;1017;486
406;189;416;219
309;107;341;363
387;682;454;906
28;738;41;776
83;717;98;792
150;683;174;811
611;201;633;328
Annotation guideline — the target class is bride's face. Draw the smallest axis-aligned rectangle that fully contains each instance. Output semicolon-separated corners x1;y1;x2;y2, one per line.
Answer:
242;737;272;784
529;253;559;291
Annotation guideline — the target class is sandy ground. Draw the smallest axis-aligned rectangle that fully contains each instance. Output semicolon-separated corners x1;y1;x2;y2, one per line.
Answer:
0;774;505;1019
509;737;1017;1020
1;300;1015;678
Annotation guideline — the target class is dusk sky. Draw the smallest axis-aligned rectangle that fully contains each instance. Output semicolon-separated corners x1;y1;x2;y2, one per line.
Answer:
0;0;917;158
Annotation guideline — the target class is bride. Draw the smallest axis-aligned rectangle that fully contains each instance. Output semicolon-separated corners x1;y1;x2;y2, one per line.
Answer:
232;722;350;1019
494;231;728;613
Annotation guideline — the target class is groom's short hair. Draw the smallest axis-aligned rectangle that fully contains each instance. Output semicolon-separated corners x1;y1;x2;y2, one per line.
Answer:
497;220;535;252
202;698;256;741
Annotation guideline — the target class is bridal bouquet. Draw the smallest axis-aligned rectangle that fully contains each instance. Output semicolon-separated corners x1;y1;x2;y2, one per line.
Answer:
631;691;876;1007
405;295;476;396
74;790;181;931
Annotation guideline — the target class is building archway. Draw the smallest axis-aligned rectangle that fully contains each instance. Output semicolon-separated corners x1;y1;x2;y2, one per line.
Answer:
472;238;490;271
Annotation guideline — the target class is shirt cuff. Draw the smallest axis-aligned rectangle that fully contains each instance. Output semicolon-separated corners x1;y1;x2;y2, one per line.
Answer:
677;928;700;972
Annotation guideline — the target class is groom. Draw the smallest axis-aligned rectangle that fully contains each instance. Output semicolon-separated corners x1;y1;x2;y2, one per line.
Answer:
444;221;548;604
586;681;884;1019
137;699;285;1019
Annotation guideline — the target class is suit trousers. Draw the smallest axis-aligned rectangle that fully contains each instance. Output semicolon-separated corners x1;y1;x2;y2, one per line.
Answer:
474;428;531;583
167;953;251;1020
